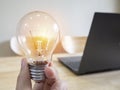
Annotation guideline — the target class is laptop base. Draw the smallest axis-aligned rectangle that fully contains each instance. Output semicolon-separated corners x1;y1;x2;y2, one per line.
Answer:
58;56;82;74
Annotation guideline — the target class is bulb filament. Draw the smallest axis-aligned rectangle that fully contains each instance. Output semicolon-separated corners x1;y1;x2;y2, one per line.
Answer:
29;30;49;56
36;40;42;56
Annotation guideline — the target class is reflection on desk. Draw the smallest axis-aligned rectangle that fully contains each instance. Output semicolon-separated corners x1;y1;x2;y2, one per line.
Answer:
0;54;120;90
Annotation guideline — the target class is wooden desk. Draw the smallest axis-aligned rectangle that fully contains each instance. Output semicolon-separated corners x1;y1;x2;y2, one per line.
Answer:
1;37;120;90
1;54;120;90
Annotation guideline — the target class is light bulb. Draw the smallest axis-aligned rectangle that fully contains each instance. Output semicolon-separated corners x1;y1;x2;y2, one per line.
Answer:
16;11;60;82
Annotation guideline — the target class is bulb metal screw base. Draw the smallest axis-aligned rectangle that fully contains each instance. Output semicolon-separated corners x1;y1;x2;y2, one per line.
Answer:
29;64;47;82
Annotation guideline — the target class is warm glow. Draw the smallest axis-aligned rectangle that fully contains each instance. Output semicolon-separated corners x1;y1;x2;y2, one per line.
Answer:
16;11;60;82
26;36;48;55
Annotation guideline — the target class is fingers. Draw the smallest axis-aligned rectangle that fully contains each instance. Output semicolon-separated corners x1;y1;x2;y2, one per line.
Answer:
33;62;67;90
42;64;58;90
33;82;44;90
45;66;55;79
44;63;68;90
16;58;32;90
51;80;68;90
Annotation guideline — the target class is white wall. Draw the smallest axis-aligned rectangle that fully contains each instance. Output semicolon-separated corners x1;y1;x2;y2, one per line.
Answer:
0;0;120;56
0;0;120;42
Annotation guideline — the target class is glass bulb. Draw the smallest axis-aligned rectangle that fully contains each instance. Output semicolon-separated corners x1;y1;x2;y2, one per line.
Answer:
16;11;60;82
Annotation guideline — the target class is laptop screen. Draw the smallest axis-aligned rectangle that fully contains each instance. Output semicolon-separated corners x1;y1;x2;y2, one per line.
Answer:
80;12;120;73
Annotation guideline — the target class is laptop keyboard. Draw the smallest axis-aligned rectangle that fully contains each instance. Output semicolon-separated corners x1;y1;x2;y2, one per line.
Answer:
58;56;82;72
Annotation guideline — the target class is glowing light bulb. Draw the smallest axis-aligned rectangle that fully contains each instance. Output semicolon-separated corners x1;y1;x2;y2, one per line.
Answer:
16;11;60;82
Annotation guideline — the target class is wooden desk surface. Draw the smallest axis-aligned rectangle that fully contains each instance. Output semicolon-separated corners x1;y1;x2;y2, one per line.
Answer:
1;54;120;90
1;37;120;90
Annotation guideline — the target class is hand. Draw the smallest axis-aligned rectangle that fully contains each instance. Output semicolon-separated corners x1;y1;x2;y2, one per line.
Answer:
16;58;67;90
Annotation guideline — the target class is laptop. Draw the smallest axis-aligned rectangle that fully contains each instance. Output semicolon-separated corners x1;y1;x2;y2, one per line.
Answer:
58;12;120;75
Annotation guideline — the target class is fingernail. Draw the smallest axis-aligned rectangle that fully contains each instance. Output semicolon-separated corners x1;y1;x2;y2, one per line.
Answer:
45;67;55;79
48;61;53;66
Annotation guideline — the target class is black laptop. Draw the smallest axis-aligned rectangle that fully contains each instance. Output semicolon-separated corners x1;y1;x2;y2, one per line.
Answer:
58;12;120;75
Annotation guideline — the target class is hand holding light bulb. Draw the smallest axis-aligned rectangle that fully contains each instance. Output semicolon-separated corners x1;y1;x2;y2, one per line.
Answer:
16;11;60;82
16;58;68;90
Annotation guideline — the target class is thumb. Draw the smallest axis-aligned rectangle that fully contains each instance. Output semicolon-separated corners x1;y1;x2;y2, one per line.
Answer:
45;66;68;90
16;58;32;90
45;66;58;80
44;66;58;89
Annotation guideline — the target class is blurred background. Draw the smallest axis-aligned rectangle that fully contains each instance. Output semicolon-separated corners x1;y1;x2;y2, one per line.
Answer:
0;0;120;57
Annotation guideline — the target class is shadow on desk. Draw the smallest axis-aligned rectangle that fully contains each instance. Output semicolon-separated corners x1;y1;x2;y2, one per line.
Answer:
0;41;17;57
